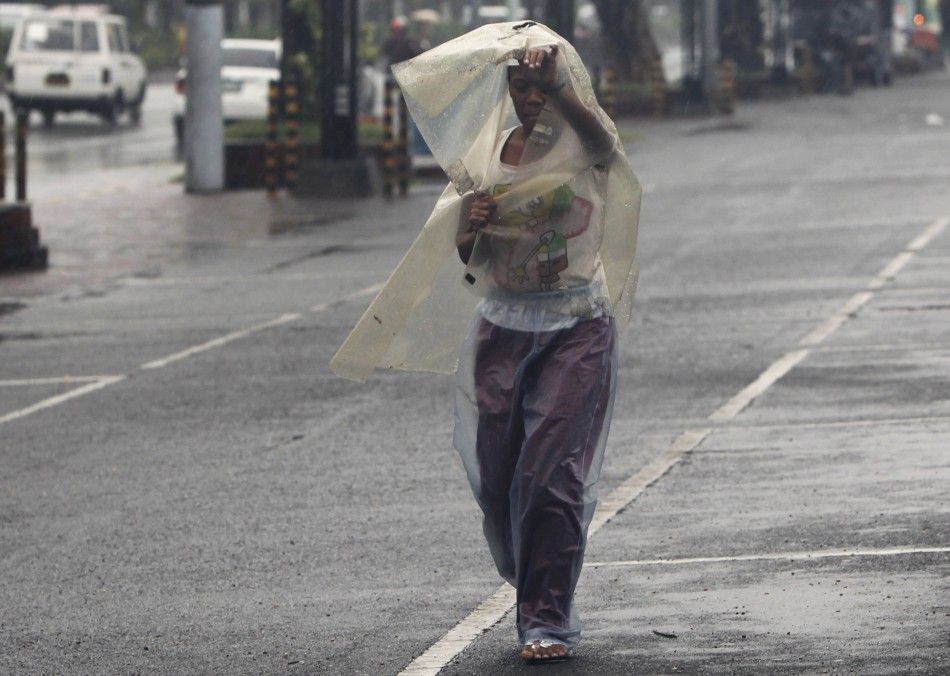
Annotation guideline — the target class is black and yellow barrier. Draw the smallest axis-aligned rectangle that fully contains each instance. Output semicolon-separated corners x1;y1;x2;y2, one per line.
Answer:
650;60;666;119
265;79;282;199
283;75;300;193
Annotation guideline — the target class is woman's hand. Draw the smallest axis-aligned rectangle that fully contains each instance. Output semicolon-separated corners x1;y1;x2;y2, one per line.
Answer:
523;45;560;91
468;192;498;229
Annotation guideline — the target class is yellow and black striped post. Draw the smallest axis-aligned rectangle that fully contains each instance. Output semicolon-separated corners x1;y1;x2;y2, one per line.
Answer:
397;90;410;197
283;74;300;193
265;79;281;199
717;59;737;115
650;60;666;119
382;78;397;199
602;67;617;120
801;46;815;95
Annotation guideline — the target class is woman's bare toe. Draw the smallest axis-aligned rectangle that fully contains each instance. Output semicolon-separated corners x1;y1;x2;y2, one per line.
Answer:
521;640;569;661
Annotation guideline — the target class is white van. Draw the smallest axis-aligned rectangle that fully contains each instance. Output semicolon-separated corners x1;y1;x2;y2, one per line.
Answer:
4;8;147;127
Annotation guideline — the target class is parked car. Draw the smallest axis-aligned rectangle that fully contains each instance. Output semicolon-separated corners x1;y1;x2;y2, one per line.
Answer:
173;38;281;146
4;7;147;127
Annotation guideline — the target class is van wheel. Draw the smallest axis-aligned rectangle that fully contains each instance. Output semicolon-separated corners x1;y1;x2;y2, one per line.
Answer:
42;109;55;128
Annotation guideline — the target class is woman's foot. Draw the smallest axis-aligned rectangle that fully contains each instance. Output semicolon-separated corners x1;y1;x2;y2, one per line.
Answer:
521;639;570;662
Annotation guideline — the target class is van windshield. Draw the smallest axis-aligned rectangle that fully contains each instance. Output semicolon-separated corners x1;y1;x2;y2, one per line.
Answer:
223;48;278;69
20;18;75;52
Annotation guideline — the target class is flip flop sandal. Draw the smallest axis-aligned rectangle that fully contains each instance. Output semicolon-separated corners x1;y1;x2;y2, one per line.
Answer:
521;638;573;664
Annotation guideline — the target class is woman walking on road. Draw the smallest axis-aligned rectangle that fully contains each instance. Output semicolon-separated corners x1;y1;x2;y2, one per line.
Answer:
331;21;641;663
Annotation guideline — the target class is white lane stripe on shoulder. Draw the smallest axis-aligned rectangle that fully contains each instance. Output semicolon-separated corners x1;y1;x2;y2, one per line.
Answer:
586;545;950;569
140;313;302;370
0;376;125;426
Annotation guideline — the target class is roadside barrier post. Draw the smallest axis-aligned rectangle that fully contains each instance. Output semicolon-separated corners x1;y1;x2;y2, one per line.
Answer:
15;111;27;202
283;74;300;193
382;78;396;198
802;45;815;95
0;111;47;271
397;90;410;197
717;59;737;115
603;67;617;119
651;59;666;119
0;112;5;202
265;79;281;199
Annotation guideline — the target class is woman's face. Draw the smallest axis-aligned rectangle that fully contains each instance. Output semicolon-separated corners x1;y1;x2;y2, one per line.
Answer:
508;65;546;131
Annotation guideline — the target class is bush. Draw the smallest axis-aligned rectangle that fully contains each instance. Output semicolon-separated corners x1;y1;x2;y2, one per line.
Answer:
137;28;181;71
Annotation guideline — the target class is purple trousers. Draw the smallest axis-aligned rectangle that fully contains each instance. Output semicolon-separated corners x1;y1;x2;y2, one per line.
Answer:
454;312;618;646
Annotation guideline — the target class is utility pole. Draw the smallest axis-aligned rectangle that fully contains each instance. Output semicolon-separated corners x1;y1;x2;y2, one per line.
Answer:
184;0;224;193
701;0;720;104
544;0;575;40
295;0;373;197
322;0;358;160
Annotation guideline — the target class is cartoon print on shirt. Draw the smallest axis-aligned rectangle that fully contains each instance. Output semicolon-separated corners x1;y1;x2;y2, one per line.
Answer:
511;230;569;290
492;184;575;231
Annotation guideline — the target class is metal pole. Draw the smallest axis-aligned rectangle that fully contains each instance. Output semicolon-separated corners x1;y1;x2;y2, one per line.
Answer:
701;0;720;104
184;0;225;193
322;0;358;160
0;112;5;202
15;111;27;202
545;0;575;39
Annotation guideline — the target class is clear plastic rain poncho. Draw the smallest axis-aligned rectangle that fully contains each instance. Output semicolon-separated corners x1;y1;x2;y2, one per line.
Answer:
331;21;641;649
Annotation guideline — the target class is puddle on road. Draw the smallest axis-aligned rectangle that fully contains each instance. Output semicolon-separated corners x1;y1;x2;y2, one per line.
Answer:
0;302;26;317
266;243;375;272
268;213;356;235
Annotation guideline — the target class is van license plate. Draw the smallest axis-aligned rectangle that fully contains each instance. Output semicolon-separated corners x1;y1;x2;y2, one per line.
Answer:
45;73;70;86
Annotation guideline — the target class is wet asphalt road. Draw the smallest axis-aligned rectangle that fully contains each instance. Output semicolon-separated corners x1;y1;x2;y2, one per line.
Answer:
1;73;180;179
1;70;948;674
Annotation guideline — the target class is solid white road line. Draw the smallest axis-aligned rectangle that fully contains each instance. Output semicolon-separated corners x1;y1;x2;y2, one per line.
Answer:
140;312;303;370
906;216;949;251
589;428;712;535
713;414;950;434
798;292;874;347
1;283;383;426
396;215;950;676
0;376;113;387
585;545;950;569
0;376;125;426
400;586;517;676
310;282;384;313
707;349;810;422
